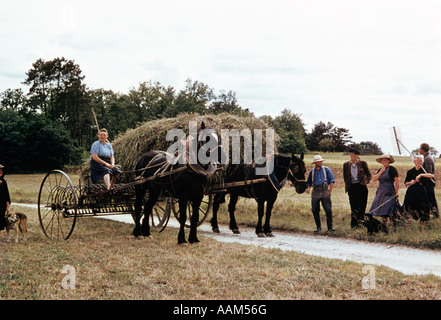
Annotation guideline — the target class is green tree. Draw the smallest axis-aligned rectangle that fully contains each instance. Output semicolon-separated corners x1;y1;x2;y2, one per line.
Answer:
0;88;28;113
261;109;307;154
0;109;81;172
208;90;252;116
164;78;214;117
351;141;383;155
305;121;333;151
23;57;92;148
306;121;352;152
126;81;174;124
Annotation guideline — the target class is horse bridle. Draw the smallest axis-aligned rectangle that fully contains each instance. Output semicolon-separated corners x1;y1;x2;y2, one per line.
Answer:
287;159;307;184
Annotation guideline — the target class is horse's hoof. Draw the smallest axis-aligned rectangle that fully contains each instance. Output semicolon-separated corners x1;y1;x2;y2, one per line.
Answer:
178;242;188;247
232;229;241;234
212;228;220;233
257;233;266;238
265;232;275;237
189;239;200;244
135;235;144;240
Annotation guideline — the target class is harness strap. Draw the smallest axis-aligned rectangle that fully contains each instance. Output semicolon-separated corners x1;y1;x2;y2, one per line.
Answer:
312;166;327;187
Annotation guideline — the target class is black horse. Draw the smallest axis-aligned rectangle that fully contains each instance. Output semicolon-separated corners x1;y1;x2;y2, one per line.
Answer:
133;122;221;244
210;153;307;237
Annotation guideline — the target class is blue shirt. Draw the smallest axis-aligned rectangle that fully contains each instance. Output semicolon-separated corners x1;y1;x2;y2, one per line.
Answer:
306;166;335;187
91;140;114;159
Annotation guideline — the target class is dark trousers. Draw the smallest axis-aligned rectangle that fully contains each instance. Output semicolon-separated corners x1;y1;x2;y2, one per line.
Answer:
348;183;368;227
426;183;439;218
311;194;333;230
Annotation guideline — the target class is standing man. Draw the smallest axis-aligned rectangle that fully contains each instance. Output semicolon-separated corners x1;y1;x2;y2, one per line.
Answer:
420;143;439;218
343;148;372;228
306;155;336;233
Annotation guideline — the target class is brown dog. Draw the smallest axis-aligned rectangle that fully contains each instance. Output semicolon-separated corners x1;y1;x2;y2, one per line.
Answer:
5;212;27;243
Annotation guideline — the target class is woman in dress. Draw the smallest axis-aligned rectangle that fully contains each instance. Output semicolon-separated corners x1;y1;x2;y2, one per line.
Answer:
403;155;434;230
0;164;11;232
90;128;121;190
369;154;400;227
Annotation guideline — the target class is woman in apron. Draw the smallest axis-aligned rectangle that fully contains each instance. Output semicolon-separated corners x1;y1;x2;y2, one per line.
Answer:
90;128;122;190
369;154;400;227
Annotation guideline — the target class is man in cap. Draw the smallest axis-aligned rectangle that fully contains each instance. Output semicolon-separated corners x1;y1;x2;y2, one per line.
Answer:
420;143;438;218
343;148;372;228
306;155;336;233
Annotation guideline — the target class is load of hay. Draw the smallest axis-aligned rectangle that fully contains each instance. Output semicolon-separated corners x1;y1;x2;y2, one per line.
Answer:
80;113;279;182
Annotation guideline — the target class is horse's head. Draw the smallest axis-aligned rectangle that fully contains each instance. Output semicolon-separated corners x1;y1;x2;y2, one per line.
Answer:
288;153;307;194
188;121;223;176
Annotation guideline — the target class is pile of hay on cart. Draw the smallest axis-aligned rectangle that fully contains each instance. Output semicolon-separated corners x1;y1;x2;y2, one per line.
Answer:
80;113;279;182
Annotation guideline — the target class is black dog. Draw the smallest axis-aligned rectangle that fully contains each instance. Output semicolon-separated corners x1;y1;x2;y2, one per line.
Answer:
362;214;389;234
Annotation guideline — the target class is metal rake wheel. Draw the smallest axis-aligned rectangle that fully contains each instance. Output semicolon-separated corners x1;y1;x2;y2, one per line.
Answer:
38;170;78;240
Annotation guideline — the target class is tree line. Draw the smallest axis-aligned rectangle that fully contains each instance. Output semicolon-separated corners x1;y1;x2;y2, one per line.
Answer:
0;57;382;172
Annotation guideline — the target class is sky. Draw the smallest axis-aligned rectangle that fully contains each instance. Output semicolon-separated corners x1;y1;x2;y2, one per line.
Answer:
1;0;440;155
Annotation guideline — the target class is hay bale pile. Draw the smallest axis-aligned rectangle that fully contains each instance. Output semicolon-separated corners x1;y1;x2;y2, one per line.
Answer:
80;113;279;182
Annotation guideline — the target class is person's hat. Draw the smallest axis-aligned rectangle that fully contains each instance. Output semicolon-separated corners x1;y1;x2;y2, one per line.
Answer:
0;164;4;169
312;155;325;163
376;154;395;164
348;148;360;155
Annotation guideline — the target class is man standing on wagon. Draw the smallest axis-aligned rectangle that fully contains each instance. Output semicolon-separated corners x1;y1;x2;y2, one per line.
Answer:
306;155;336;233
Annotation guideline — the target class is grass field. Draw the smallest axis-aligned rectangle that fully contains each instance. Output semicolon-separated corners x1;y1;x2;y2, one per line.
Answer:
1;153;440;300
1;205;441;300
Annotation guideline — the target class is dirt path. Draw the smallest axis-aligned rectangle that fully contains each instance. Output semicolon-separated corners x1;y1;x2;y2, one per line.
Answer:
99;213;441;278
16;203;441;277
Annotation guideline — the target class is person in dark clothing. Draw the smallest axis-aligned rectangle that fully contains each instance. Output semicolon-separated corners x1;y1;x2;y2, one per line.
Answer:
0;164;11;231
404;155;434;230
343;148;372;228
419;143;438;218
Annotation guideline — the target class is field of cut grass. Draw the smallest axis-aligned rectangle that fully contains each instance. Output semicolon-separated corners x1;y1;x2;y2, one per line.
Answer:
1;205;441;300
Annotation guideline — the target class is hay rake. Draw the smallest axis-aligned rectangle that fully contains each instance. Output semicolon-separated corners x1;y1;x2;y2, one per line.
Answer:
37;169;213;240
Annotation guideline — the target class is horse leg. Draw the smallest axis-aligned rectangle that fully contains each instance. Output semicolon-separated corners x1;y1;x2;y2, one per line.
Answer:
263;197;276;237
210;193;224;233
255;198;266;237
133;184;146;238
188;196;202;244
177;197;188;244
228;193;240;234
140;187;160;238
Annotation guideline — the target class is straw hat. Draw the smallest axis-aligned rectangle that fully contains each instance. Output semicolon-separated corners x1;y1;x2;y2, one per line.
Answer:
376;154;395;164
312;155;325;163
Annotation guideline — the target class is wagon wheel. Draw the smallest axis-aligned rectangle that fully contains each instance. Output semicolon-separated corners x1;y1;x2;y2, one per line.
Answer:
150;197;173;232
171;194;213;228
38;170;78;240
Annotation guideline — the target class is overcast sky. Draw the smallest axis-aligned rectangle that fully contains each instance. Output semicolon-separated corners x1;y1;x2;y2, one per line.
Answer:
1;0;440;155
